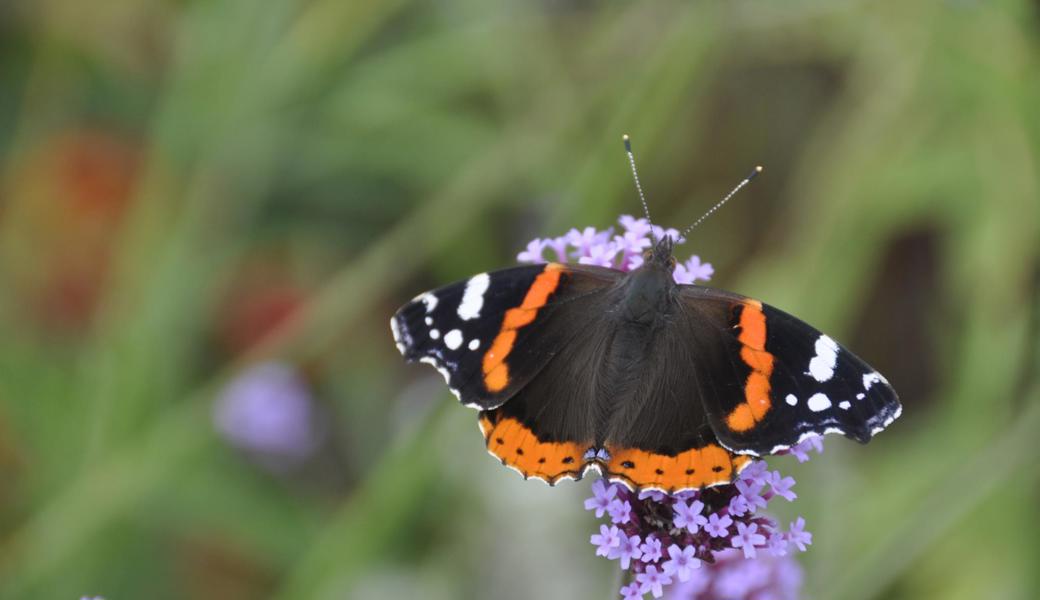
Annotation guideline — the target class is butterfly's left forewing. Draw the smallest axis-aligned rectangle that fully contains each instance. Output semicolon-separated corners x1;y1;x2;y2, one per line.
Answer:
392;263;621;410
677;286;901;456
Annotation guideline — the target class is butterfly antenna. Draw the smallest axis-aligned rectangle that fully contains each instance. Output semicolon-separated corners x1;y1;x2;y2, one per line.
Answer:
679;165;763;239
623;134;657;243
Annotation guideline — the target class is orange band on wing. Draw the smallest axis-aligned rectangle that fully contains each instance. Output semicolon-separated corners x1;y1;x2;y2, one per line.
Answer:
726;300;775;432
479;414;586;484
604;443;752;492
481;264;563;392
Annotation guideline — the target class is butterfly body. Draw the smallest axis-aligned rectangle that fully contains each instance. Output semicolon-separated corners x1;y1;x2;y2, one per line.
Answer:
392;235;900;493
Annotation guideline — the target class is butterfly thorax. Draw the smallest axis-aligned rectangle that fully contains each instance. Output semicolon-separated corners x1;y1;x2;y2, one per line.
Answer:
594;246;679;444
619;236;678;325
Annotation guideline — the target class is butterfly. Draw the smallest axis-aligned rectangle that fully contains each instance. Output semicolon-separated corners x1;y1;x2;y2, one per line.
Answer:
390;142;900;494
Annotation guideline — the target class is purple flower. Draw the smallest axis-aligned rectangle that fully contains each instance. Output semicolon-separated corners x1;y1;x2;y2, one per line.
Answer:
735;479;768;512
664;549;803;600
566;226;612;254
728;493;750;517
609;533;644;570
637;565;673;599
741;460;769;479
620;582;645;599
608;499;634;524
731;522;767;559
768;532;790;557
516;239;546;263
672;499;708;534
672;256;714;284
639;489;668;502
213;362;318;467
585;479;618;517
578;241;620;267
544;236;570;262
662;544;700;583
651;224;683;243
640;534;663;563
766;471;797;502
619;214;653;238
704;513;733;538
787;517;813;552
787;435;824;462
592;524;623;557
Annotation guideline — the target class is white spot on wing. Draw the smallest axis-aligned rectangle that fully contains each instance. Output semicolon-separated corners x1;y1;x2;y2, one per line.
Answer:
839;401;851;410
807;393;832;412
444;329;463;350
430;329;440;340
458;273;490;321
421;293;438;313
468;339;480;350
856;393;865;400
863;372;883;390
808;335;839;382
425;316;433;326
785;394;798;406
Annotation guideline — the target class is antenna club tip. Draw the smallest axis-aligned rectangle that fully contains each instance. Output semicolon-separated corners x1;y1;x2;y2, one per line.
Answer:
622;134;630;141
755;165;764;172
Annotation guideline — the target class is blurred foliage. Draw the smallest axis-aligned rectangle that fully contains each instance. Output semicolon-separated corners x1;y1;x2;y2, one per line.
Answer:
0;0;1038;599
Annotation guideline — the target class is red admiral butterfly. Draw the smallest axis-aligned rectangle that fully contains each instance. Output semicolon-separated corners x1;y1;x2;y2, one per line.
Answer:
391;138;900;493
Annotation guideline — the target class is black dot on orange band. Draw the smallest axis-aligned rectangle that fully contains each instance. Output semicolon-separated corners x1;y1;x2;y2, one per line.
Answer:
516;448;524;455
655;468;664;475
622;461;635;469
562;457;574;464
538;458;546;464
712;466;724;473
685;469;694;475
495;437;504;444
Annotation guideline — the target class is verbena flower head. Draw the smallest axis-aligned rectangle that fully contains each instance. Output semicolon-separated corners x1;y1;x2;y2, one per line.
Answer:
214;361;320;469
518;216;822;599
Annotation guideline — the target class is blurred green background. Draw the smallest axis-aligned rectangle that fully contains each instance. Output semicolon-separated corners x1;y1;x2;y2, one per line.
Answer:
0;0;1038;598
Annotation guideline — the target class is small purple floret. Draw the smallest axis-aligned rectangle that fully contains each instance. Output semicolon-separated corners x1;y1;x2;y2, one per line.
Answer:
608;499;634;524
609;534;644;570
637;565;673;599
620;582;644;599
672;500;708;534
516;239;545;263
585;479;618;517
787;517;813;552
732;522;768;559
640;534;663;564
662;544;701;583
592;524;622;557
704;512;733;538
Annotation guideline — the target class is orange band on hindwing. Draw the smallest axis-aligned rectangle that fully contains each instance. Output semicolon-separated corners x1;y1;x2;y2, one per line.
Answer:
726;300;775;432
604;443;752;492
479;413;586;483
481;263;563;392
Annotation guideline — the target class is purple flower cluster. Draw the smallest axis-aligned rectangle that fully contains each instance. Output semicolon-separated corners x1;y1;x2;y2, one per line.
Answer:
663;548;804;600
213;361;320;469
516;215;713;283
587;444;817;599
516;218;821;599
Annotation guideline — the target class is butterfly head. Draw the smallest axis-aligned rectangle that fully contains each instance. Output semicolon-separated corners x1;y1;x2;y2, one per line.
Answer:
643;235;678;272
